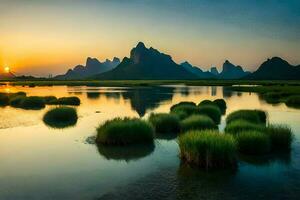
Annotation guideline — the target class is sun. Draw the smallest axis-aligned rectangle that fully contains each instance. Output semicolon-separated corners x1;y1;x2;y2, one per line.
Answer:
4;66;10;73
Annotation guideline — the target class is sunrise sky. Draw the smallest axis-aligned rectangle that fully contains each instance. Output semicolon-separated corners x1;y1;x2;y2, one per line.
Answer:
1;0;299;77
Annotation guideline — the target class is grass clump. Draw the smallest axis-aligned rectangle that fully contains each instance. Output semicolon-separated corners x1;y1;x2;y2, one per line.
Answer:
20;96;45;110
170;101;196;111
170;103;199;120
178;130;237;169
285;95;300;108
198;105;221;124
226;109;267;125
266;124;293;151
49;96;80;106
43;96;57;104
43;106;78;128
148;113;180;134
181;115;217;132
225;119;265;135
198;100;214;107
235;131;271;155
0;93;9;106
96;117;154;145
213;99;227;114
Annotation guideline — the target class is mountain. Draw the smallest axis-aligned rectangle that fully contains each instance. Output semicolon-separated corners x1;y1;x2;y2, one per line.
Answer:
245;57;300;80
219;60;250;79
55;57;120;80
180;61;216;79
210;67;219;76
94;42;197;80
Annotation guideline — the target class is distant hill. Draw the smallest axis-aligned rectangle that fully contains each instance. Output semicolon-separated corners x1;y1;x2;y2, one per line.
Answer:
210;67;219;76
55;57;120;80
180;61;216;79
218;60;250;79
245;57;300;80
94;42;197;80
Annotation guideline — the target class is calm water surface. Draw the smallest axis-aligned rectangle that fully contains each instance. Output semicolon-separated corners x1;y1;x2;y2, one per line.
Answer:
0;85;299;200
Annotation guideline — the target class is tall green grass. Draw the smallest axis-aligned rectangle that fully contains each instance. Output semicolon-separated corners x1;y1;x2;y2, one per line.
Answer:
224;119;265;135
226;109;267;125
267;124;293;151
96;117;154;145
235;131;271;155
181;115;217;132
43;106;78;128
198;105;221;124
148;113;180;134
178;130;237;169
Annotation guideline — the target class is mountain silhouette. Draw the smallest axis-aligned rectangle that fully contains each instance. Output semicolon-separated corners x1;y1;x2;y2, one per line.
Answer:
210;67;219;76
93;42;197;80
245;57;300;80
55;57;120;80
180;61;216;79
218;60;250;79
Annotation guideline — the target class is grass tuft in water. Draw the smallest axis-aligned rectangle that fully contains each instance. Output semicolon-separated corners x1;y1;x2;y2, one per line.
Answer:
96;117;154;145
20;96;45;110
266;124;293;151
148;113;180;134
48;96;80;106
43;96;58;104
43;106;78;128
178;130;237;169
181;115;217;132
198;105;221;124
225;119;265;135
235;131;271;155
285;95;300;108
0;93;9;106
226;109;267;125
170;103;199;119
213;99;227;114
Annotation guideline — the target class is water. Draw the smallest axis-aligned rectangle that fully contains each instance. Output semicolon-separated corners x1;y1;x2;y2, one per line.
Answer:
0;85;299;199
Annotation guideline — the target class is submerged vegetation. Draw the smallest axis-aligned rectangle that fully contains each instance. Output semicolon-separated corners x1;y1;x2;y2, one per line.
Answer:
148;113;180;134
43;107;78;128
178;130;237;169
96;118;154;145
181;115;217;132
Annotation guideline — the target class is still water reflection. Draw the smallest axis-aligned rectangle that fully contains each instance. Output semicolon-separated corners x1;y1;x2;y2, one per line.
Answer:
0;85;299;200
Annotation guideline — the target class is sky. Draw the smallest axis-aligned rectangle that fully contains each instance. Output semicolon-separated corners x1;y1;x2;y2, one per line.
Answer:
0;0;299;77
